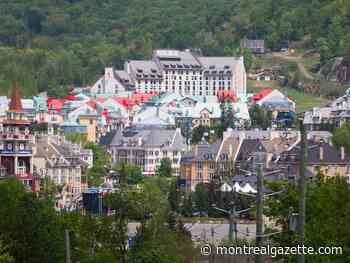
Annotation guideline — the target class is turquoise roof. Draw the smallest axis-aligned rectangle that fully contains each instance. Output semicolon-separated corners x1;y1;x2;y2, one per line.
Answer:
33;96;47;111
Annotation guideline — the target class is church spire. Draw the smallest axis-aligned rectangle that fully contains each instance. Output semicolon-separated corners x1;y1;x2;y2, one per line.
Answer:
9;81;23;112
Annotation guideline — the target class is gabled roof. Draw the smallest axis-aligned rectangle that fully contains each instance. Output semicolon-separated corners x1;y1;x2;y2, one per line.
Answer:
48;98;65;112
236;139;266;161
181;140;222;163
280;141;350;165
251;89;273;103
86;100;97;110
99;130;117;146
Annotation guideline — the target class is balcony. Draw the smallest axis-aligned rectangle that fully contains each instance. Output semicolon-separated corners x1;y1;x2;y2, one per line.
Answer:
0;148;33;155
0;133;33;141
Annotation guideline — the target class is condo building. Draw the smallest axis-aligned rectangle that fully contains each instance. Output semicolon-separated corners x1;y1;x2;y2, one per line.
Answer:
91;49;247;98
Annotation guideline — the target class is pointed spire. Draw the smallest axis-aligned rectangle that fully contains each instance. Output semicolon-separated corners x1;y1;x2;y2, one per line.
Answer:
9;81;23;112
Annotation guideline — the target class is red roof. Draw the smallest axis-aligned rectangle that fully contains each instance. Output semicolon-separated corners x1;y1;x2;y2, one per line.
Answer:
114;97;135;109
64;94;76;101
217;90;237;102
47;98;65;112
9;82;23;112
111;92;158;110
86;100;97;110
97;97;106;103
252;88;273;103
101;108;112;123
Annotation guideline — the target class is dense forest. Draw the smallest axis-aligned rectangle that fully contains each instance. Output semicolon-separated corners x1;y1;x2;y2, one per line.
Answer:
0;0;349;96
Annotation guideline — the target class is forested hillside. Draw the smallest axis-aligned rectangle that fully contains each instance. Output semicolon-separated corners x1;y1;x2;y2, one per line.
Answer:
0;0;349;96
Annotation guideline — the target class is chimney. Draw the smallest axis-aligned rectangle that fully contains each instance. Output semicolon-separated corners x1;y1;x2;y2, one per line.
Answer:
319;146;324;161
138;137;142;146
341;146;345;161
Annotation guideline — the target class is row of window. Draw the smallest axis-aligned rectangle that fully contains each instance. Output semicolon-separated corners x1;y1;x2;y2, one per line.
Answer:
196;172;215;180
165;75;232;81
117;150;179;156
52;176;81;183
165;70;201;75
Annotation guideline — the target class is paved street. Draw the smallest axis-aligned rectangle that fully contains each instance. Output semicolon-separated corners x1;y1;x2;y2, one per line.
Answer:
185;222;256;242
128;222;256;242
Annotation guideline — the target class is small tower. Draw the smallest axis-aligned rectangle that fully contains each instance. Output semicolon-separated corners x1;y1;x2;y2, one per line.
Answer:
0;82;38;191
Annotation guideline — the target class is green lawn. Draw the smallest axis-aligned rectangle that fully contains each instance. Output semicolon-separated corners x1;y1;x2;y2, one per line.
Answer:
248;80;330;113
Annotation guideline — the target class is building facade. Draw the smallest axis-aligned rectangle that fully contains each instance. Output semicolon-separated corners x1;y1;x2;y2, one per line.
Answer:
100;127;187;176
91;49;247;98
278;140;350;181
0;83;39;191
34;135;92;196
180;130;241;191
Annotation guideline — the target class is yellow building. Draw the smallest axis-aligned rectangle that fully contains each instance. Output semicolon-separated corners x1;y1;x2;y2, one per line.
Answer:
180;136;241;192
78;115;99;143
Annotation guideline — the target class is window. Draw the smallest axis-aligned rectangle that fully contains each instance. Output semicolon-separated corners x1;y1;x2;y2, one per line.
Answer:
197;172;203;180
209;162;216;169
197;162;203;169
209;173;215;180
347;166;350;174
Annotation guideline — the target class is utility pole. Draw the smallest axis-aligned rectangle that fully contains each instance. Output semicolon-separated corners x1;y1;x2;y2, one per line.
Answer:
209;227;215;263
255;153;264;263
65;229;71;263
212;202;250;243
298;122;307;263
228;202;237;242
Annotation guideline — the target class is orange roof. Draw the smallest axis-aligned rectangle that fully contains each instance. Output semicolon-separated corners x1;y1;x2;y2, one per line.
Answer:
9;82;23;112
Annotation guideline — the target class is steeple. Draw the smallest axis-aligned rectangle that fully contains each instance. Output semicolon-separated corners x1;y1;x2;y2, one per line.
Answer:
9;82;23;112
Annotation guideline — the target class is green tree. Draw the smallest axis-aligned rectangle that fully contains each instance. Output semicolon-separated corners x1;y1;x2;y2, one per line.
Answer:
333;123;350;156
0;240;14;263
266;177;350;262
193;183;209;213
168;179;181;212
242;48;253;72
0;178;65;263
249;104;272;129
156;158;173;177
84;143;110;187
182;194;194;217
115;163;144;185
128;214;197;263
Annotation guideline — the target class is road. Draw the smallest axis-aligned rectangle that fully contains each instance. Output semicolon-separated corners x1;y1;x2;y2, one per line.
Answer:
128;222;256;242
270;52;314;80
